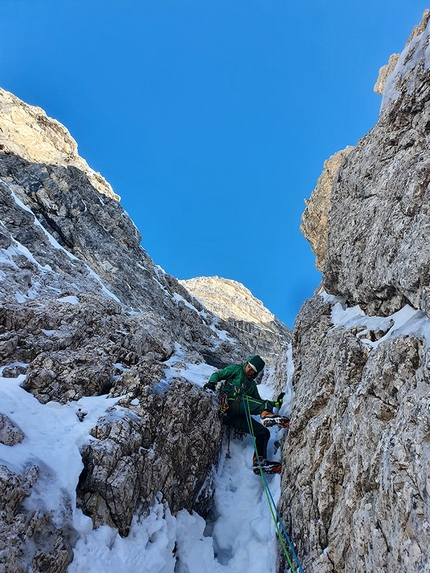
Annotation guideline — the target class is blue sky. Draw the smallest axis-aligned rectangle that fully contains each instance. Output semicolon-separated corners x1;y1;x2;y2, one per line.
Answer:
1;1;428;327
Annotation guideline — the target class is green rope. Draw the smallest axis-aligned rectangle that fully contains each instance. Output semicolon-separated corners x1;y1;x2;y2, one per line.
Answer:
259;464;295;571
243;395;305;573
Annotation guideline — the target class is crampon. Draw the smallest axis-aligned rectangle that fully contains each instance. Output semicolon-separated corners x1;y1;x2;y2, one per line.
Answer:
252;457;282;475
261;411;290;429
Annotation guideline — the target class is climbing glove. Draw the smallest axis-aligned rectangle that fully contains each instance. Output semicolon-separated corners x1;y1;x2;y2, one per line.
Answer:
274;392;285;409
203;381;216;391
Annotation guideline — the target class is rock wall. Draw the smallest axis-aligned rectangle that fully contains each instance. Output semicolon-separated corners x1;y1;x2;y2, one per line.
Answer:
0;88;118;200
0;88;254;572
279;11;430;573
323;9;430;318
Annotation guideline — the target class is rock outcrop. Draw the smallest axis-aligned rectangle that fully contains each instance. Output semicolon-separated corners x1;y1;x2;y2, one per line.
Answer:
180;276;291;367
374;54;400;95
300;147;353;271
77;379;221;537
280;11;430;573
0;88;118;201
374;9;430;95
0;463;73;573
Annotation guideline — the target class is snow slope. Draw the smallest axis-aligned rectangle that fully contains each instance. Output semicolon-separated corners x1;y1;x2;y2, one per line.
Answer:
0;352;292;573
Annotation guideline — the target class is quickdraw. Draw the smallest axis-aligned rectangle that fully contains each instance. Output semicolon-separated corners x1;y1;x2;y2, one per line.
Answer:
219;392;229;413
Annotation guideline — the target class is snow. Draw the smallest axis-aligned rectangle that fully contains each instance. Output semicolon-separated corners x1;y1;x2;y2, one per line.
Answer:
41;329;56;336
171;291;237;344
1;239;51;272
0;374;123;523
382;17;430;110
0;352;292;573
204;438;280;571
163;344;218;386
57;295;80;305
321;290;430;348
280;343;295;418
3;178;79;264
209;319;237;344
14;291;26;303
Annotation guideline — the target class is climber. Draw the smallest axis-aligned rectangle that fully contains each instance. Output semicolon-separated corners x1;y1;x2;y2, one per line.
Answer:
203;355;289;474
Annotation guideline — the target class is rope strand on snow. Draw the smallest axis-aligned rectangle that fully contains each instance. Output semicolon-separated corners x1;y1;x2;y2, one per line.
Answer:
243;395;305;573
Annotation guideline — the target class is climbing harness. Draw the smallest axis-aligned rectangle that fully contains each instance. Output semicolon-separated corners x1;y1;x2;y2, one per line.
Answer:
243;395;306;573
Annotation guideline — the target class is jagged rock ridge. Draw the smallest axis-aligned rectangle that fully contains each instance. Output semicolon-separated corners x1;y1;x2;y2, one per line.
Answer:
180;276;291;368
280;11;430;573
0;88;118;200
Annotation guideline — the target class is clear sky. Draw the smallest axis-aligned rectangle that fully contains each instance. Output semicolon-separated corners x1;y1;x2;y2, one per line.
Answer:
1;1;428;327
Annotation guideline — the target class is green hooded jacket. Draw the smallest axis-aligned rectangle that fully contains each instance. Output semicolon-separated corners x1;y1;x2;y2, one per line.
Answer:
208;362;261;400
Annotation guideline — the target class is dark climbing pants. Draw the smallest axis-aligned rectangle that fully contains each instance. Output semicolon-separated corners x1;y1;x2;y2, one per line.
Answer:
224;395;272;459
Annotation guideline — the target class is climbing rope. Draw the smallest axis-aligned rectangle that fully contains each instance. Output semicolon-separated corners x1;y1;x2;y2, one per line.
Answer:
243;395;306;573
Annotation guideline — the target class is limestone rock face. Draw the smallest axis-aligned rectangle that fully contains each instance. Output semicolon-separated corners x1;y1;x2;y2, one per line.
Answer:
300;147;353;271
374;54;400;95
180;276;291;366
0;149;246;368
0;88;252;571
0;463;73;573
281;12;430;573
323;11;430;318
280;294;430;573
0;413;25;446
77;381;221;536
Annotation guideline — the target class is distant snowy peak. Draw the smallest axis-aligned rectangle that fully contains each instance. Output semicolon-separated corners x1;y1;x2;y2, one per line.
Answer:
180;276;291;366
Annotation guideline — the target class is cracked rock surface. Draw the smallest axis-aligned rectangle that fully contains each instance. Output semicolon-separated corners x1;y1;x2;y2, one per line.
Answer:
281;12;430;573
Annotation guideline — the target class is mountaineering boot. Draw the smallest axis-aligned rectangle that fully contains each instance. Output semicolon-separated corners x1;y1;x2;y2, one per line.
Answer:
260;410;290;429
252;455;282;475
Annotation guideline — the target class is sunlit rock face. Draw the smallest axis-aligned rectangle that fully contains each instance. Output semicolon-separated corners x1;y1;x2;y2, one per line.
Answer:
280;11;430;573
300;147;353;272
180;276;291;367
0;88;118;200
0;89;252;572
